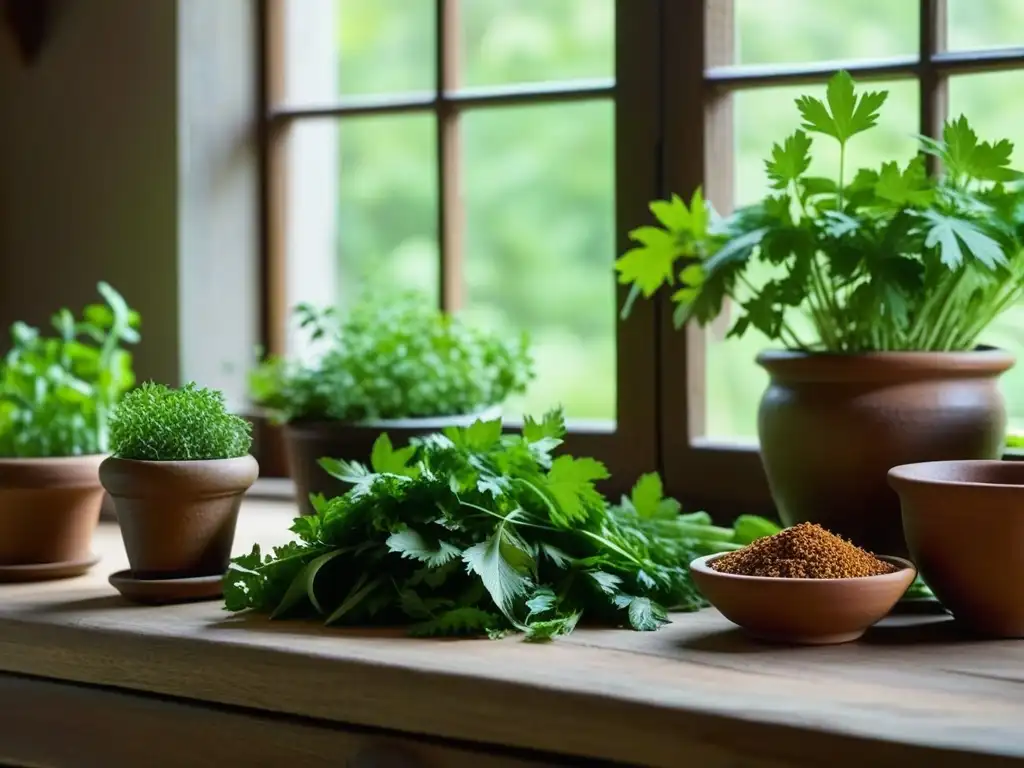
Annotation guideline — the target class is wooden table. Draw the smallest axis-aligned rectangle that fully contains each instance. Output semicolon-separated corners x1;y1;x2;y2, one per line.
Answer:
0;500;1021;768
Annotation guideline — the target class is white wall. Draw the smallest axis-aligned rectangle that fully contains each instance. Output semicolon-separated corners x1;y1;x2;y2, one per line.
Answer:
0;0;258;409
283;0;339;355
177;0;260;409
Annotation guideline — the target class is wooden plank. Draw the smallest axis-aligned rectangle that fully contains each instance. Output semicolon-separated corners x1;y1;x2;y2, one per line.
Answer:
0;503;1019;767
0;673;574;768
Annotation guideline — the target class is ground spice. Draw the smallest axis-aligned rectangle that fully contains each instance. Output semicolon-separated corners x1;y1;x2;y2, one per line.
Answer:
710;522;898;579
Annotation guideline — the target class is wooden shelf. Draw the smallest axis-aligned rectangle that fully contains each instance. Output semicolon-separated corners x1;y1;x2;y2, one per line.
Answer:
0;500;1020;767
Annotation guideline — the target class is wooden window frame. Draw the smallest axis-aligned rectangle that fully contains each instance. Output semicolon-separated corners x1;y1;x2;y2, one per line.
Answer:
254;0;663;496
255;0;1024;510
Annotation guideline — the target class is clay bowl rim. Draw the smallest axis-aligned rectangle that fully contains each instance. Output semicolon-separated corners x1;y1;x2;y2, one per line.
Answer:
888;459;1024;490
689;553;917;586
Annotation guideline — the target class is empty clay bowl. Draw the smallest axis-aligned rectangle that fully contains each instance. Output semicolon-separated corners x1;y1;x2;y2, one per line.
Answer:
689;554;916;645
889;460;1024;638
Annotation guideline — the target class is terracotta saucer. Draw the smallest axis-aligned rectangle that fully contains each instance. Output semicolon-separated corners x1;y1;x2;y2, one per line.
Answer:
108;570;224;605
0;554;100;583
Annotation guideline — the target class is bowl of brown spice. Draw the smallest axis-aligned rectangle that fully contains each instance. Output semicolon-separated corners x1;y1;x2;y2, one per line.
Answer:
690;523;916;645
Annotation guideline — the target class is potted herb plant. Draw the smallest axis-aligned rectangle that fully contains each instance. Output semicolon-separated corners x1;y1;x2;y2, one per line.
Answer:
100;382;257;602
616;70;1022;557
249;292;534;515
0;282;138;579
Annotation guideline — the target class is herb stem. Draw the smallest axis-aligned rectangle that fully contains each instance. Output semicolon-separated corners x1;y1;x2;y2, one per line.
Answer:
837;142;846;210
459;498;557;532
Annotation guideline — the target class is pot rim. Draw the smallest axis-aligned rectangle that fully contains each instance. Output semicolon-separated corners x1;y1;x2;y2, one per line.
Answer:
285;404;504;433
102;454;257;468
0;453;106;490
889;459;1024;491
100;454;259;498
756;346;1015;382
0;453;107;465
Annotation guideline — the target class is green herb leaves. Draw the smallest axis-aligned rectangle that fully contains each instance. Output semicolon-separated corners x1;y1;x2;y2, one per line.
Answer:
224;412;780;640
249;293;535;424
614;69;1024;353
925;115;1020;183
387;527;461;568
0;282;139;458
796;70;887;145
462;516;533;622
921;210;1007;270
766;130;812;190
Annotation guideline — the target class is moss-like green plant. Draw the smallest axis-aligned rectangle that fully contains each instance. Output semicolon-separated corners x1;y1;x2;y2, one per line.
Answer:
110;382;252;461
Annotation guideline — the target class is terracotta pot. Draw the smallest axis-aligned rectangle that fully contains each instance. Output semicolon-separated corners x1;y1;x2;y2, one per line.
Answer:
285;407;502;516
889;460;1024;638
99;455;259;579
0;455;105;565
757;349;1014;558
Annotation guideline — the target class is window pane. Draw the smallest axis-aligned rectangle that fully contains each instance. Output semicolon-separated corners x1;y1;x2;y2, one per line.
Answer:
462;101;616;422
706;80;920;439
950;71;1024;432
280;0;434;106
947;0;1024;52
459;0;613;88
283;115;439;354
731;0;917;66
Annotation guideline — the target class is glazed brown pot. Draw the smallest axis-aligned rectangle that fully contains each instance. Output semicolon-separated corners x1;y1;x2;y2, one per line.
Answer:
285;407;501;516
99;455;259;579
0;455;105;565
889;460;1024;638
757;349;1014;558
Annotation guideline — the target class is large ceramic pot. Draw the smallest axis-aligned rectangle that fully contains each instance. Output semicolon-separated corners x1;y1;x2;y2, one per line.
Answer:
757;348;1014;558
100;455;259;579
0;455;105;566
286;406;502;516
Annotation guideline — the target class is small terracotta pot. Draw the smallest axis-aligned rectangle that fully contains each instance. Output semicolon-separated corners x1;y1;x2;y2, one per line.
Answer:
285;407;501;515
0;455;105;565
757;348;1014;558
99;455;259;579
889;460;1024;638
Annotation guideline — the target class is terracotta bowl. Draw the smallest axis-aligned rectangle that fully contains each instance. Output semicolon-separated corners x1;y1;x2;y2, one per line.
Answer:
889;460;1024;638
689;554;916;645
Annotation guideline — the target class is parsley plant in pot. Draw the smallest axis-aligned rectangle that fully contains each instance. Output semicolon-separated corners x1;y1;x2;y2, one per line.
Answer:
100;383;257;586
250;293;534;515
616;71;1021;557
0;282;138;577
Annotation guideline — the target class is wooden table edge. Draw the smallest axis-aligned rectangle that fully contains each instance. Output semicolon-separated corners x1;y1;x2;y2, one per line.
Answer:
0;611;1018;768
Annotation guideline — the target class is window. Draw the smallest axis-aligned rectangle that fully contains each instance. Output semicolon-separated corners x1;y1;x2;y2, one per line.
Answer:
258;1;1024;509
257;0;661;490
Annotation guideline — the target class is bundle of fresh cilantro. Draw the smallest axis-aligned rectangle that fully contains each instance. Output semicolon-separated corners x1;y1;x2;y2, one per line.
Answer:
224;410;779;640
